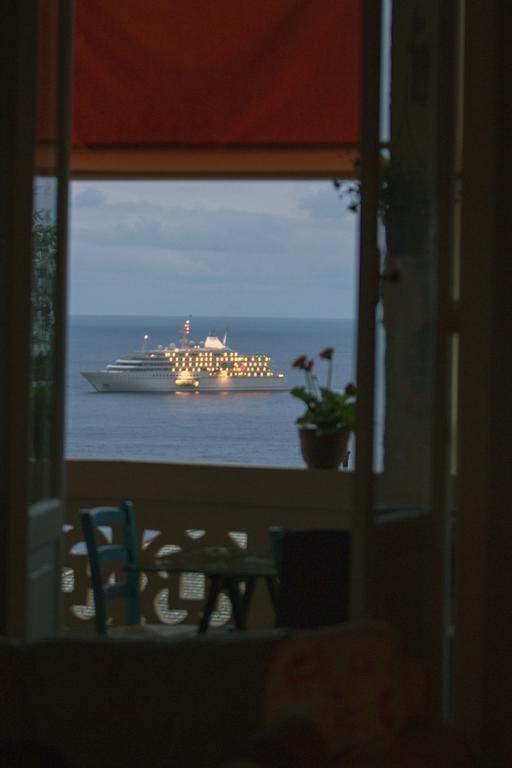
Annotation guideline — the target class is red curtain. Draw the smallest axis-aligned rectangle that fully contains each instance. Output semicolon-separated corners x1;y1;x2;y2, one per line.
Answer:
72;0;361;176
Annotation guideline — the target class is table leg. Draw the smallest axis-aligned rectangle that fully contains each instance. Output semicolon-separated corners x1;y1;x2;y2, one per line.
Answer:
265;576;278;609
241;577;256;620
226;578;246;630
199;574;222;633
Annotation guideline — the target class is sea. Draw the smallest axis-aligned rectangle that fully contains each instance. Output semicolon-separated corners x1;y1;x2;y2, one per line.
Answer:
65;315;356;468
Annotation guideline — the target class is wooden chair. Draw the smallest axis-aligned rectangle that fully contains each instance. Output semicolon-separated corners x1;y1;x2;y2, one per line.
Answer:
270;528;351;628
80;502;195;638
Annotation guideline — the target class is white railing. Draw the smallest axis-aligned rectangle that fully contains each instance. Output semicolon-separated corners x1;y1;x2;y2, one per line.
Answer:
63;459;355;632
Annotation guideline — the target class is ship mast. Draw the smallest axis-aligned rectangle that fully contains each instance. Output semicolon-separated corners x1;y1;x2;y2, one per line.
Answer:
180;316;192;348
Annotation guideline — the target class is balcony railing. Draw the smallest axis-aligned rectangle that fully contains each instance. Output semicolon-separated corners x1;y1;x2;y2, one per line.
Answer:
64;459;355;632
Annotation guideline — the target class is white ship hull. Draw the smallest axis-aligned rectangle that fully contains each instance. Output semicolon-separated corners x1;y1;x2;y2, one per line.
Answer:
81;321;289;393
81;371;289;393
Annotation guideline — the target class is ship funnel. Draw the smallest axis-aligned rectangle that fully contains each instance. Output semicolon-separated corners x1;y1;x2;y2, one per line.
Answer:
222;328;228;346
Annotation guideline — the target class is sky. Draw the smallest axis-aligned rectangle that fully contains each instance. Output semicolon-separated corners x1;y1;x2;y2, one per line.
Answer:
68;180;357;319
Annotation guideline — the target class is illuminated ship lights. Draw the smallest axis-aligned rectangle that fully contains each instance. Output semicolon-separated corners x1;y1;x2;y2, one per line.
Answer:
80;318;289;393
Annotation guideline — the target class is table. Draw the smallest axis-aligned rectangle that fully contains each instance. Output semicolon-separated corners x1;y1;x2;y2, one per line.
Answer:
136;546;278;633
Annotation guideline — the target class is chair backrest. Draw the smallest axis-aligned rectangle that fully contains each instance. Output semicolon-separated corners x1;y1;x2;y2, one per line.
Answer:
270;528;351;629
80;502;140;634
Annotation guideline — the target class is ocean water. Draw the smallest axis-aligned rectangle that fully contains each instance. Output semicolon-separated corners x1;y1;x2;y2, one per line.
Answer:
66;315;356;467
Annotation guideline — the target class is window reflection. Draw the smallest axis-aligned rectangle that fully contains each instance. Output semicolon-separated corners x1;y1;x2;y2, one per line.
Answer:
30;178;58;500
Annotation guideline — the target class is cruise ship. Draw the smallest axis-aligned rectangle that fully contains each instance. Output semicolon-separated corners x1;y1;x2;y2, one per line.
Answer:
81;320;289;393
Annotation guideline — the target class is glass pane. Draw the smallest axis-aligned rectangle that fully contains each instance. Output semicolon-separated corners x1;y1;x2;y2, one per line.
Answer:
30;179;58;500
374;160;435;507
380;0;392;144
29;0;60;500
373;0;436;507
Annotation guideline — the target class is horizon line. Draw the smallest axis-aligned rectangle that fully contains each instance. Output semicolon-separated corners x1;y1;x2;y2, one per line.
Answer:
68;312;355;322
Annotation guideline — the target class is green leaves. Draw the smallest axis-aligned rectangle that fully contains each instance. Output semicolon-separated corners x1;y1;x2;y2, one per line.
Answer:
291;351;356;435
291;384;356;434
290;386;316;406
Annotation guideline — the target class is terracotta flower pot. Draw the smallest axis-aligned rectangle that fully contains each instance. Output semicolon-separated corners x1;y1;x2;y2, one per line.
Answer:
299;428;350;469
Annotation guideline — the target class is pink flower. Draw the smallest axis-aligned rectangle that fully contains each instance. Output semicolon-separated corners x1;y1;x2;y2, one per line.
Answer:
345;382;357;397
319;347;334;360
304;359;314;372
292;355;308;369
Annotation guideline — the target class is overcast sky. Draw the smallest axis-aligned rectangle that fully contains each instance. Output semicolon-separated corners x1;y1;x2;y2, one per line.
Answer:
68;180;357;319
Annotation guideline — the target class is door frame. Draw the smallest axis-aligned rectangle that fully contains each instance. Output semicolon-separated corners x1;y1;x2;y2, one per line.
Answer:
0;0;73;638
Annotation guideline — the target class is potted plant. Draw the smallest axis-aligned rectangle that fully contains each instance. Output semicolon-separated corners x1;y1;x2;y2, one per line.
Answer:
291;348;356;469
